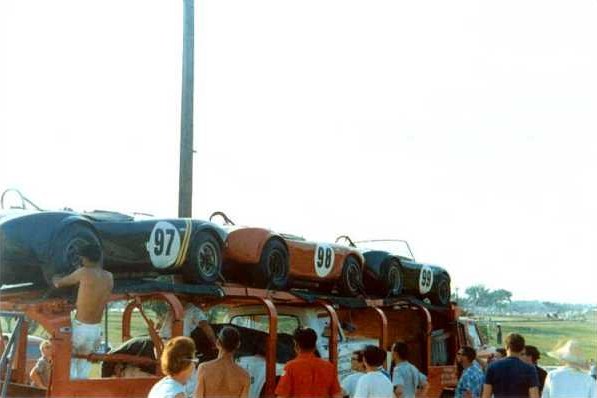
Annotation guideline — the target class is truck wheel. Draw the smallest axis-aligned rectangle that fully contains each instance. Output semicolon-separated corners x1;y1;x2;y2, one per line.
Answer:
183;233;222;284
254;239;289;290
337;256;362;297
48;223;101;285
380;258;403;296
430;274;451;306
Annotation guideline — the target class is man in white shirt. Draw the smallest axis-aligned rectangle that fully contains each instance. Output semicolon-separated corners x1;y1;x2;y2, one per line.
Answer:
341;349;366;398
542;340;596;398
354;345;395;398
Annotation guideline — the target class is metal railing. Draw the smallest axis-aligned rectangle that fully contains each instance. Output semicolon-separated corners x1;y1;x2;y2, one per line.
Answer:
0;312;25;398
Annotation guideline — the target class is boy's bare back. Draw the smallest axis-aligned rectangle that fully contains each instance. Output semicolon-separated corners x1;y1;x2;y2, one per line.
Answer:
54;267;113;324
195;357;250;398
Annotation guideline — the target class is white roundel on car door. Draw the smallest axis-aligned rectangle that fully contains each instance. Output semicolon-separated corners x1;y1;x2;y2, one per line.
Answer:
146;221;182;269
419;265;434;295
314;244;335;277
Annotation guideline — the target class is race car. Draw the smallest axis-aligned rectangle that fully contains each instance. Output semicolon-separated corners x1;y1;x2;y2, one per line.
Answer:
335;236;451;305
0;190;226;286
210;212;365;296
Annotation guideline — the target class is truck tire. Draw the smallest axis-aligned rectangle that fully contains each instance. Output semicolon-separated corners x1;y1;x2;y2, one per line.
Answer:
48;223;101;284
254;239;289;290
183;232;222;284
429;274;451;306
337;256;362;297
380;258;403;296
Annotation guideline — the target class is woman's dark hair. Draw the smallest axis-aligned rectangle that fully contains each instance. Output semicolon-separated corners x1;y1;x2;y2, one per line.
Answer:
524;345;540;362
392;341;409;360
161;336;196;376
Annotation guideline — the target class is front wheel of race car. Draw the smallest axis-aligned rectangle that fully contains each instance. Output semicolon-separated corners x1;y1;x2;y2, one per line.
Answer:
380;258;403;297
337;256;363;297
48;223;102;285
254;239;289;290
183;233;222;284
429;274;451;306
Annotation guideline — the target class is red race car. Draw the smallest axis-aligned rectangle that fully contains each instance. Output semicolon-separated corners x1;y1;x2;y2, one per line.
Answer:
210;212;365;296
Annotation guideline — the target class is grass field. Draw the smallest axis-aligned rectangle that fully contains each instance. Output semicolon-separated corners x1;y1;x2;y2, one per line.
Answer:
473;311;597;366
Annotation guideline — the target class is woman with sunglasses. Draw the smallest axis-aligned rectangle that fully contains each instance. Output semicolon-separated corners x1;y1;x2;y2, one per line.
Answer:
148;336;197;398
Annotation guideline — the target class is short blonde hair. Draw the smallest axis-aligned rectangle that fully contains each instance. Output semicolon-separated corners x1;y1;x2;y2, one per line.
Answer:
160;336;196;376
39;340;51;351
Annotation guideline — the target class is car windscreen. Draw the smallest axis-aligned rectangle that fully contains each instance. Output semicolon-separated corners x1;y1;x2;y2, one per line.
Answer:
356;240;414;259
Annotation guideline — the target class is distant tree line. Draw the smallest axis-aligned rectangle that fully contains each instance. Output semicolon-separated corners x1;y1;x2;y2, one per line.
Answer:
456;284;512;308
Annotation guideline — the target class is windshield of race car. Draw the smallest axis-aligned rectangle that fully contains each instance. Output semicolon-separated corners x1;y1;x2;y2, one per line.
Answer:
356;240;415;259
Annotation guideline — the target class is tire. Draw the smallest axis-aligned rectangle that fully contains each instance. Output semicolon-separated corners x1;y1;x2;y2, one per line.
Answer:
380;258;403;296
48;223;101;284
183;232;222;284
254;239;289;290
429;274;451;306
337;256;363;297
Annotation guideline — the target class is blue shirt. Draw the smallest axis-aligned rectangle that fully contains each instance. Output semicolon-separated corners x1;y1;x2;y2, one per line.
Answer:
455;362;484;398
485;356;539;398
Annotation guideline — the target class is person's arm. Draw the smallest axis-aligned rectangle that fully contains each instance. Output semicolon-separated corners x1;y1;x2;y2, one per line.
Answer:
481;385;492;398
52;268;83;288
193;365;205;398
529;387;539;398
29;367;45;389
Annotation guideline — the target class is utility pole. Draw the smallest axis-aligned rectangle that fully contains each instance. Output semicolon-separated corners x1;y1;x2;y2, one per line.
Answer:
178;0;194;217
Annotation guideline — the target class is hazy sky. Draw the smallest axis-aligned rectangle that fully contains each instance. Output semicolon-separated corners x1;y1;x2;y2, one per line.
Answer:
1;0;596;304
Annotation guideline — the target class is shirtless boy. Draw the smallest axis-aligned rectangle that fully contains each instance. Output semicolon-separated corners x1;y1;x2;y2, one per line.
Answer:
194;326;250;398
52;242;113;379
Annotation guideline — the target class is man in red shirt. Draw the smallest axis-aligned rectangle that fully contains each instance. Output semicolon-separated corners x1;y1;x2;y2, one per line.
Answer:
276;328;342;398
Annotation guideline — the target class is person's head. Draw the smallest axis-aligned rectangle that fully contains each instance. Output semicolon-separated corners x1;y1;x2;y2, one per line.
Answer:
351;349;365;372
160;336;196;383
293;328;317;353
522;345;540;365
216;326;241;354
456;346;476;367
78;242;102;267
494;348;507;359
363;345;386;370
40;340;53;359
391;341;409;362
505;333;525;355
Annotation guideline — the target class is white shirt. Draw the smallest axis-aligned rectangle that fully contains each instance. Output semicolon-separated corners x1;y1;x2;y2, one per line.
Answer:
148;376;186;398
237;355;266;398
354;371;394;398
341;372;364;398
542;366;597;398
159;303;208;338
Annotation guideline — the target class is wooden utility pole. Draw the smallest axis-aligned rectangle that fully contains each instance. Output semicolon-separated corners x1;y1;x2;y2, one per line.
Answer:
178;0;194;217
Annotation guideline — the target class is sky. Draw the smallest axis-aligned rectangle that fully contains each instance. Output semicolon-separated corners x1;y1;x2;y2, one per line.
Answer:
1;0;597;304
